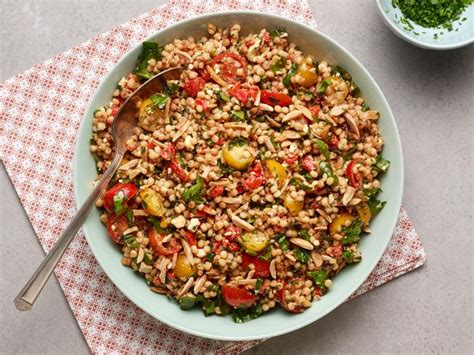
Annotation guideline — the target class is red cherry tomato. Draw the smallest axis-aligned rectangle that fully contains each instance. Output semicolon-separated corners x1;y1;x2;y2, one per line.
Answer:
148;141;156;149
106;214;129;243
302;156;316;172
183;231;197;246
103;182;138;211
260;91;292;106
242;161;266;190
284;154;298;165
195;98;208;112
183;76;206;97
309;105;320;116
210;52;247;84
241;252;270;277
277;279;306;313
149;228;182;256
229;83;259;104
223;225;240;242
207;185;224;198
345;160;361;188
160;142;176;161
169;158;189;182
221;284;258;308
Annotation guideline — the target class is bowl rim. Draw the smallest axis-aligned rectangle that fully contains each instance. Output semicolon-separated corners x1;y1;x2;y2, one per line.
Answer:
375;0;474;50
73;10;404;340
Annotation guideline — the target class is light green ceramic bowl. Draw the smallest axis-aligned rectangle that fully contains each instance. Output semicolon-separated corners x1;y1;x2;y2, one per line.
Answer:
377;0;474;50
73;11;403;340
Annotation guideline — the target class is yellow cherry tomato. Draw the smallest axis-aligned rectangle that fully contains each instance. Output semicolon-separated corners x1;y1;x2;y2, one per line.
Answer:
265;159;287;187
138;98;166;131
174;254;195;278
140;188;166;217
284;195;304;216
297;61;318;88
222;142;256;170
239;231;269;254
329;213;356;237
355;203;372;227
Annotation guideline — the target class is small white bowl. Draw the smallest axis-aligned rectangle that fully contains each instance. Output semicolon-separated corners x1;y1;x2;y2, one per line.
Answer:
376;0;474;50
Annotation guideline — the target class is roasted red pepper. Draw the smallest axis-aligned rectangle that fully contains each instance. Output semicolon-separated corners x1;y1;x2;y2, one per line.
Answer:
345;160;360;188
160;142;176;160
260;90;292;106
169;158;189;182
183;76;206;97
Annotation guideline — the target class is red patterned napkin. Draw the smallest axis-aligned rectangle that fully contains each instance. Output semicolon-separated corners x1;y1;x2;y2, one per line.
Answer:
0;0;426;353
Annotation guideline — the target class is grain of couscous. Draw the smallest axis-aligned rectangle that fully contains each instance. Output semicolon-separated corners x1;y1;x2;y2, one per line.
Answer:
90;24;390;322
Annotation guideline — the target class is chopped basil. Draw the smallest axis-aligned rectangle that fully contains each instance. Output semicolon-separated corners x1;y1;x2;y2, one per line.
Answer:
289;177;312;192
307;270;329;290
150;93;169;109
343;146;357;161
316;79;332;93
362;103;370;112
134;41;163;80
179;296;196;310
269;28;287;38
183;176;204;202
294;248;310;264
277;234;290;253
298;229;311;241
315;139;330;160
227;137;246;148
126;209;134;225
319;161;339;185
374;155;390;173
232;305;264;323
113;192;125;215
123;235;139;248
270;58;285;73
368;196;386;215
232;110;247;122
331;65;352;82
341;219;364;245
218;91;231;102
283;63;298;88
206;252;215;261
259;247;273;261
342;250;355;263
255;279;263;292
204;300;216;315
164;82;179;96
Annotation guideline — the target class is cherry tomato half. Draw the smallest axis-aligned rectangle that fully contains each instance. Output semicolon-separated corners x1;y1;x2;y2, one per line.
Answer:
149;228;182;256
169;158;190;182
221;284;257;308
241;252;270;277
260;91;292;106
210;52;247;84
106;214;129;243
183;76;206;97
229;83;259;104
345;160;361;188
103;182;138;211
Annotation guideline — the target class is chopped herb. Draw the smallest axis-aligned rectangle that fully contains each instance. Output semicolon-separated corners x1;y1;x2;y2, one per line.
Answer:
134;41;163;80
163;82;179;96
143;253;153;265
183;176;205;202
319;161;339;185
270;58;285;73
362;103;371;112
150;93;169;109
218;160;233;175
204;300;216;315
216;288;232;315
232;305;264;323
269;28;287;38
368;195;387;215
207;284;219;292
298;229;311;241
342;250;355;263
232;110;247;121
343;146;357;161
123;235;140;248
331;65;352;81
294;248;311;264
316;79;332;93
113;192;125;215
206;252;215;261
289;177;312;191
260;247;272;261
255;279;263;292
218;91;231;102
307;270;329;290
126;209;134;225
148;216;171;234
179;296;196;310
227;137;247;148
277;234;290;253
374;155;390;173
341;219;363;245
315;139;330;160
283;63;298;88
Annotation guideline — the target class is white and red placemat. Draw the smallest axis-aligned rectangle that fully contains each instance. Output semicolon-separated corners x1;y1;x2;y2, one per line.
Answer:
0;0;426;353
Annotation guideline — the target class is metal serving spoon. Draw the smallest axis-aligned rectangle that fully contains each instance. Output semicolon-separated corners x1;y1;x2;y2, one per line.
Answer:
14;67;183;311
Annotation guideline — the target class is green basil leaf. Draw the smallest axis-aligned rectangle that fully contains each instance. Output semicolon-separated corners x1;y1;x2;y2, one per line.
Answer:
150;93;169;109
316;79;332;93
183;176;204;202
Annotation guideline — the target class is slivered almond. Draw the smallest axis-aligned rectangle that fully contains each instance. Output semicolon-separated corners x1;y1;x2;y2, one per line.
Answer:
136;248;145;264
175;49;193;62
274;178;289;198
229;279;257;286
330;106;345;117
350;198;362;205
164;97;171;118
221;197;243;204
254;88;261;106
316;208;333;223
344;112;360;139
159;258;168;284
181;239;194;265
119;159;139;170
247;270;256;279
228;210;255;231
258;103;274;112
342;186;356;206
150;287;167;294
177;277;194;298
169;252;178;270
284;253;296;262
270;259;277;279
311;251;323;267
263;136;275;152
282;110;302;123
122;226;138;236
266;116;281;127
274;130;301;142
193;275;207;294
172;119;191;142
289;238;314;250
162;234;173;243
132;209;149;217
201;166;211;179
360;110;379;121
294;103;313;121
206;65;228;87
314;226;328;231
234;202;249;215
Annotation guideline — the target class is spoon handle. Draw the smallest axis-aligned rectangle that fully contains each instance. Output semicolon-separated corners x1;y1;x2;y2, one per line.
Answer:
14;152;123;311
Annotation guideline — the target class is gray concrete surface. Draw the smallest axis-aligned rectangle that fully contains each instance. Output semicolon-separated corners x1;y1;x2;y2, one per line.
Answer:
1;0;473;354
